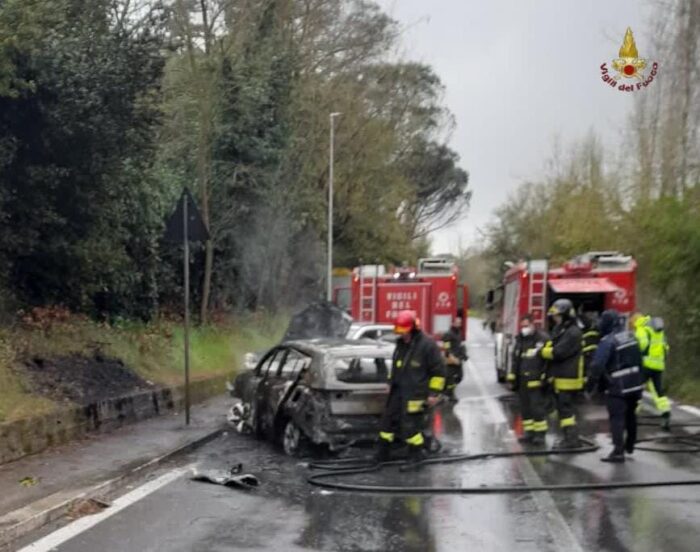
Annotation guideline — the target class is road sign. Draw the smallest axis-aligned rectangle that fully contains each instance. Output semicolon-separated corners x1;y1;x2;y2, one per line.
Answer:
164;188;210;426
164;188;210;243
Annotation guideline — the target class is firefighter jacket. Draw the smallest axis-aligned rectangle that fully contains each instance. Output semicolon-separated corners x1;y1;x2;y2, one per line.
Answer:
441;327;467;365
589;312;644;397
541;320;584;391
581;324;600;368
512;329;549;391
634;315;669;371
390;330;446;412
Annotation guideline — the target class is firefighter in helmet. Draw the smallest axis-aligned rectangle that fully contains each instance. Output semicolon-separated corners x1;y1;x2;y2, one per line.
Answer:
376;310;446;462
586;309;645;463
632;313;671;430
440;316;467;402
540;298;584;448
512;313;549;446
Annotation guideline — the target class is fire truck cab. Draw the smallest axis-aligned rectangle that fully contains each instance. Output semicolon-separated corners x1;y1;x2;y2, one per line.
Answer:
334;258;469;341
489;251;637;383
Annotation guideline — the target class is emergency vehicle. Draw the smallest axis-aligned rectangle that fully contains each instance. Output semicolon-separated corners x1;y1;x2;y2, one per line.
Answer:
488;251;637;383
333;258;469;341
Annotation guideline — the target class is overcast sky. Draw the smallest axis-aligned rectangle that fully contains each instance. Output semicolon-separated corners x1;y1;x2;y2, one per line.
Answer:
375;0;654;254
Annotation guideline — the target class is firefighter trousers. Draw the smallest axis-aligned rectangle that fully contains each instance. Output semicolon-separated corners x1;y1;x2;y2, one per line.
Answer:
446;362;463;397
606;393;640;454
518;385;548;434
643;368;670;416
554;390;578;434
379;390;428;448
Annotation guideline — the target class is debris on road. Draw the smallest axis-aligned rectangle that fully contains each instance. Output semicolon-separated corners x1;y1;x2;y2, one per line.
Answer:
66;497;111;519
18;476;39;487
190;465;259;490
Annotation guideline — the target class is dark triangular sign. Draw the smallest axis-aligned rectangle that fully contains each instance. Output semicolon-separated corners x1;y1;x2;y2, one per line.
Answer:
164;188;210;243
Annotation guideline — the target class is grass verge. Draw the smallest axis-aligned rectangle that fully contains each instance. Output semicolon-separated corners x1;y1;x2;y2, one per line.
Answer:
0;312;287;422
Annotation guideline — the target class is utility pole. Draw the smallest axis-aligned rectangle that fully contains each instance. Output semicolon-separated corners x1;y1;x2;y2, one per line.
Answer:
327;112;341;301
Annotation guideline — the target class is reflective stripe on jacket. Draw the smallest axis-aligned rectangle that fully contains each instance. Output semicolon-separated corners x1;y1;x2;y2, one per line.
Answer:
544;321;583;391
591;330;645;397
391;330;447;404
512;330;548;390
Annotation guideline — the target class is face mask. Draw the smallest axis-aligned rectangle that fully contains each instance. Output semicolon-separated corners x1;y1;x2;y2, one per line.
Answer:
521;326;534;336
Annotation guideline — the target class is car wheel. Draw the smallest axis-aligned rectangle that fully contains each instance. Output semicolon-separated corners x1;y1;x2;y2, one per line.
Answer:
281;418;306;456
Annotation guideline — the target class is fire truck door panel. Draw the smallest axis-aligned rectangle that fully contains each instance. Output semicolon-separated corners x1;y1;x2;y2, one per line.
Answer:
503;279;520;337
376;283;431;333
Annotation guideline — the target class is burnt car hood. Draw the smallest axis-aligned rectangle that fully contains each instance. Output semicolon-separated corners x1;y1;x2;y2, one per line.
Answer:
282;301;353;341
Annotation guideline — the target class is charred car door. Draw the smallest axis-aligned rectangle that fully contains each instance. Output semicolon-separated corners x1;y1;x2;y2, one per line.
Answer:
254;347;290;438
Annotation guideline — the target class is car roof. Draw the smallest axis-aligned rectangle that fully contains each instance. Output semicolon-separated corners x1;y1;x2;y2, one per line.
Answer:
282;338;394;356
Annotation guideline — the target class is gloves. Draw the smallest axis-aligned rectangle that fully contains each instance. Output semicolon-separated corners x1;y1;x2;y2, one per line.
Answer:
540;341;554;360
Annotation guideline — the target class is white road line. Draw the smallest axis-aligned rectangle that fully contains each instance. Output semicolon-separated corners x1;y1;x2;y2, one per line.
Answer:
679;405;700;418
19;467;191;552
465;356;584;552
465;359;507;425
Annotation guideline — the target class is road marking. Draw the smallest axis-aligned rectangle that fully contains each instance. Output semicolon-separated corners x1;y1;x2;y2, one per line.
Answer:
19;467;191;552
465;359;507;424
679;405;700;418
464;355;584;552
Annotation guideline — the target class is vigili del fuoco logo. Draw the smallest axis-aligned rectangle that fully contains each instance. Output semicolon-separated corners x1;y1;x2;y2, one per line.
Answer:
600;27;658;92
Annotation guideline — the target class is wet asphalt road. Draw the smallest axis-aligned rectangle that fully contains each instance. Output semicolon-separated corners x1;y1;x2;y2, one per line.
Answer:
23;320;700;552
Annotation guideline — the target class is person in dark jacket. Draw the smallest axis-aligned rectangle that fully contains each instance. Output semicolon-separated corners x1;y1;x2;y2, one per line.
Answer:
512;314;549;445
586;309;645;463
377;310;446;462
441;317;468;402
541;298;584;449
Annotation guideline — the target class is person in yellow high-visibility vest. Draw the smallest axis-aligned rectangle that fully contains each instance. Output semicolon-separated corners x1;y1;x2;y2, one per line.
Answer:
632;313;671;430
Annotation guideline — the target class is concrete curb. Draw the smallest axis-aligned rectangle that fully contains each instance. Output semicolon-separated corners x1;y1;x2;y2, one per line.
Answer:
0;375;230;465
0;425;225;549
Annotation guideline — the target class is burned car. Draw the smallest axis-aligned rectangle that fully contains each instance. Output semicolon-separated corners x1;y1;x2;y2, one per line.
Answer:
229;339;394;455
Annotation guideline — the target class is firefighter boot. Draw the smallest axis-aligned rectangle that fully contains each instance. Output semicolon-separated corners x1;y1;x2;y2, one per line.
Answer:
404;444;429;469
661;412;671;432
530;432;546;447
518;431;533;444
374;440;392;464
553;427;580;449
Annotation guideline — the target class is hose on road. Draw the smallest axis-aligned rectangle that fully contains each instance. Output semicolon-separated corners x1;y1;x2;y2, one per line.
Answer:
307;432;700;494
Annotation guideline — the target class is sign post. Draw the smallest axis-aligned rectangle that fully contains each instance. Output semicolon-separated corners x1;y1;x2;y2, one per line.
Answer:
164;188;210;425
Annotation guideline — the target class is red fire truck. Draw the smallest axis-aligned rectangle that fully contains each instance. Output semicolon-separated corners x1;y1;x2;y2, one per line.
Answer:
489;251;637;383
334;258;469;341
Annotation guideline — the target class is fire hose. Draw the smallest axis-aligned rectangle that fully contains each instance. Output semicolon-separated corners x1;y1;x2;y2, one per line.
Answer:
307;426;700;494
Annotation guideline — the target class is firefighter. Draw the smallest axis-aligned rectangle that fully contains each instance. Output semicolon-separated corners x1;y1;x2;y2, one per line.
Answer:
441;317;468;402
512;313;549;445
586;310;645;463
540;298;584;448
376;310;446;462
632;313;671;430
579;310;601;381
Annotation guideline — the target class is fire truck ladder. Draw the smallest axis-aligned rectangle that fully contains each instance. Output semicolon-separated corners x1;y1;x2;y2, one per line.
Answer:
358;265;377;323
528;259;548;328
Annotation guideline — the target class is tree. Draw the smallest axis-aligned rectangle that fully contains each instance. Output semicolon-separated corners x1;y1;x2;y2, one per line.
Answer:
0;0;167;316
